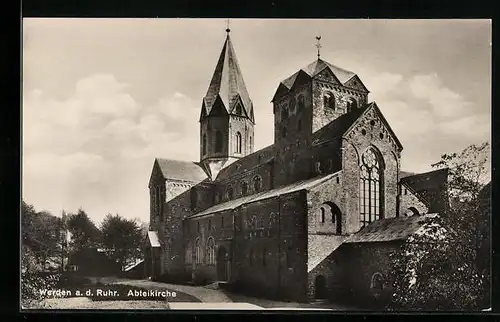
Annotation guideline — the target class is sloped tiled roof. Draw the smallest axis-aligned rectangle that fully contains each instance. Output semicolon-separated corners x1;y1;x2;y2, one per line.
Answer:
190;172;339;218
216;145;275;181
311;102;372;146
344;214;438;244
281;59;356;90
156;158;207;183
203;34;254;122
307;235;345;272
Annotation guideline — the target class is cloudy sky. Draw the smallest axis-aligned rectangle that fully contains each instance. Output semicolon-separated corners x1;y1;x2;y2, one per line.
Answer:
22;19;491;224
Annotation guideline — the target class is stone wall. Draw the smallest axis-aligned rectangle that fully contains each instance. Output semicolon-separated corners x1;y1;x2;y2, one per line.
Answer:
342;105;401;233
399;185;429;216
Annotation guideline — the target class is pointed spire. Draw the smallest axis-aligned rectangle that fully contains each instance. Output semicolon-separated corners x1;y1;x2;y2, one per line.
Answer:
226;18;231;34
202;24;254;122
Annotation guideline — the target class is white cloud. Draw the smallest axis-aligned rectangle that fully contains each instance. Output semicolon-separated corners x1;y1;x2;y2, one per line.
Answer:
410;73;472;119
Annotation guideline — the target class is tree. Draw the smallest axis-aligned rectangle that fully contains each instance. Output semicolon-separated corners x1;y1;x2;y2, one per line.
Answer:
100;214;143;268
387;142;491;311
21;201;64;271
66;208;101;253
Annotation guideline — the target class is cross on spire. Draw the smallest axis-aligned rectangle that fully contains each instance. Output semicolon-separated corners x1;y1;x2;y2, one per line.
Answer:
316;36;322;59
226;19;231;34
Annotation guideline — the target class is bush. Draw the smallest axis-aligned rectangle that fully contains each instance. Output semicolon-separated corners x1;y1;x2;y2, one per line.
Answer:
21;247;60;309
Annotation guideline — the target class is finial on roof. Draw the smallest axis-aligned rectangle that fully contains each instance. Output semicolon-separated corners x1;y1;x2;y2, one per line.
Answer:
315;36;322;59
226;18;231;34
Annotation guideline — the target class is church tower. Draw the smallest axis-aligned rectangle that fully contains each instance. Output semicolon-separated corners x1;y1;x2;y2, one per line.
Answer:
199;27;255;180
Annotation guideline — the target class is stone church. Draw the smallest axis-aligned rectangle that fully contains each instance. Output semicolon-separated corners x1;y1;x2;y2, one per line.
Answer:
144;29;448;303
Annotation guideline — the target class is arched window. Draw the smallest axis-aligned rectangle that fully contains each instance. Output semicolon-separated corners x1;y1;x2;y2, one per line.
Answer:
249;136;252;150
194;238;201;264
346;98;358;112
215;131;223;153
235;132;242;154
240;181;248;195
298;95;305;111
323;92;335;110
370;272;384;299
360;148;383;227
253;175;262;192
226;185;233;200
289;97;296;113
281;105;289;121
206;237;215;265
208;219;212;231
202;134;207;155
257;216;264;230
320;208;326;223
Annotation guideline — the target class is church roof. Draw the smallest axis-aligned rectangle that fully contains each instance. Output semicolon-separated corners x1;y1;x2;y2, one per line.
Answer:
307;235;345;272
311;102;372;146
202;33;254;122
281;59;357;90
190;172;339;218
344;214;439;244
155;158;207;182
216;145;275;181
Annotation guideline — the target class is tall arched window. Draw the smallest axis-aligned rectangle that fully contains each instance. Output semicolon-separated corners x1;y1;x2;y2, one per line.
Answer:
235;132;242;154
194;238;201;264
202;134;207;155
215;131;223;152
227;185;234;200
360;148;383;226
298;95;305;111
320;207;326;223
281;105;289;120
206;237;215;265
323;92;335;110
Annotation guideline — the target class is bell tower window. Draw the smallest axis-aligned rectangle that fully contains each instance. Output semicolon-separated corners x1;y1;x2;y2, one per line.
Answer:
235;132;242;154
298;95;305;111
347;98;358;112
323;92;335;110
215;131;223;153
202;134;207;155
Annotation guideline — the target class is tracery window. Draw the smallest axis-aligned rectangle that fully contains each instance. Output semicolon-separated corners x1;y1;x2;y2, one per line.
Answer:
206;237;215;265
359;148;383;227
235;132;242;154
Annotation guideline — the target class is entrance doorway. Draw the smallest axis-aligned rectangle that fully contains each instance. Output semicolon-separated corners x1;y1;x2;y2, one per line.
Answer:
217;247;229;281
315;275;327;299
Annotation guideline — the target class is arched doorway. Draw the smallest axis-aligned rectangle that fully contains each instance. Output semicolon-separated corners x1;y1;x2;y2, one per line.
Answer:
217;247;229;281
314;275;327;299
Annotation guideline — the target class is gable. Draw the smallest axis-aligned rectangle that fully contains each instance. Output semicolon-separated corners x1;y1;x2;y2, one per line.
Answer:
229;95;249;118
344;102;403;152
312;66;341;85
271;83;291;103
208;95;229;117
289;69;313;91
148;160;164;188
343;75;369;93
